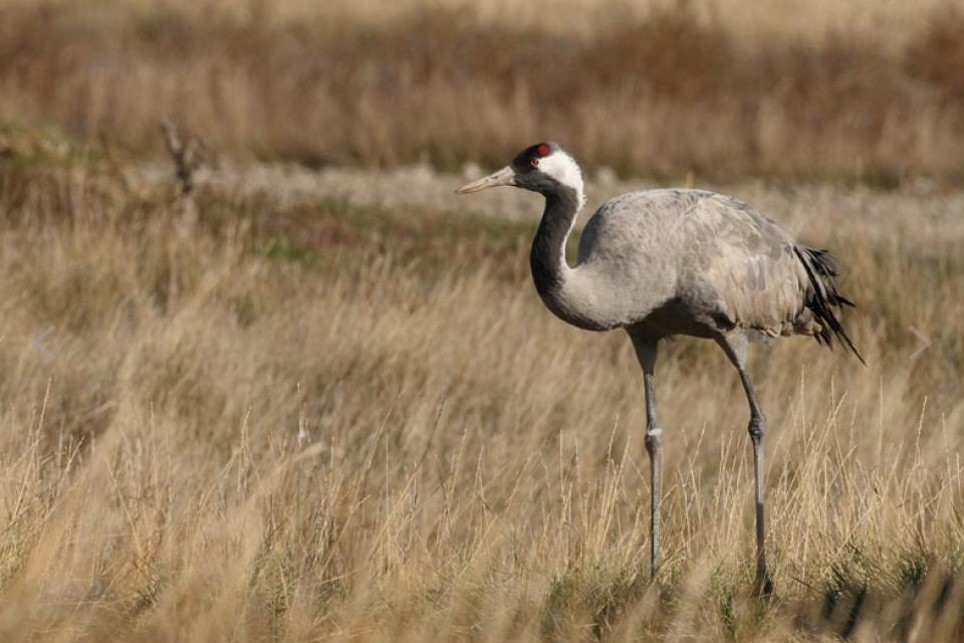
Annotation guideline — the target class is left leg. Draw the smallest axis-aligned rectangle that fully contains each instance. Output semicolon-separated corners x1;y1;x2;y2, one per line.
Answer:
717;332;774;597
630;335;662;577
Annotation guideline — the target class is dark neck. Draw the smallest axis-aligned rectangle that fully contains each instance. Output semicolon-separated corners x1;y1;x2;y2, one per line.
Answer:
530;187;580;300
529;186;607;330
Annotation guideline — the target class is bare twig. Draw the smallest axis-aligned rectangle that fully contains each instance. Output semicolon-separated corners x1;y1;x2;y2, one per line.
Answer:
160;118;197;196
159;118;200;225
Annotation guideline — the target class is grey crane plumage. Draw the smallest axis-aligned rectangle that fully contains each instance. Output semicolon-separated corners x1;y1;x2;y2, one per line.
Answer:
457;142;863;595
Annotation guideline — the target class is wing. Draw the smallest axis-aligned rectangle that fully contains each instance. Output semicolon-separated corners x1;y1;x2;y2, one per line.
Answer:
673;192;814;338
679;192;862;358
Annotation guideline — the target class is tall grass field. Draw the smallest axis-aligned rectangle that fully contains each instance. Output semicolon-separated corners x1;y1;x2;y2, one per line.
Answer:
0;1;963;640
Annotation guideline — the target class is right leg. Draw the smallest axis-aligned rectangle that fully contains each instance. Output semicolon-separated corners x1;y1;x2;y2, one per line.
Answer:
716;332;774;597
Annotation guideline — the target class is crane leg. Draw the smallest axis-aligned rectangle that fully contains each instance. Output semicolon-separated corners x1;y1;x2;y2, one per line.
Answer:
746;407;771;596
645;370;662;577
631;336;661;577
717;334;774;597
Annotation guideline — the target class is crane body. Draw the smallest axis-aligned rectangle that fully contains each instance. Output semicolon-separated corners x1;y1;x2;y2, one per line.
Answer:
457;142;862;595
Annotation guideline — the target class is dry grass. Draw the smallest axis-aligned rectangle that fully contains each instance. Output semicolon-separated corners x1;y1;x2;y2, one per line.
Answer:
0;129;961;640
3;0;953;48
2;2;964;182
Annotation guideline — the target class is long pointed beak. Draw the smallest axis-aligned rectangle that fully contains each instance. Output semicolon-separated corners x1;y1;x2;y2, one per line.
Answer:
455;166;516;194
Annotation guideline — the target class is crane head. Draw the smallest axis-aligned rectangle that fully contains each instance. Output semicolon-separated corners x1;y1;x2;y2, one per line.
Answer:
456;142;585;207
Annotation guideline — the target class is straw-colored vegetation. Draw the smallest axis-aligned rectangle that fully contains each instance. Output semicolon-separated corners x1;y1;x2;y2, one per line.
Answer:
0;123;961;640
2;1;964;181
1;0;962;638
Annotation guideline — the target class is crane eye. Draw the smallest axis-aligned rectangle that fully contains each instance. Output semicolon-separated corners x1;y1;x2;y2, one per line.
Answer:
530;158;540;168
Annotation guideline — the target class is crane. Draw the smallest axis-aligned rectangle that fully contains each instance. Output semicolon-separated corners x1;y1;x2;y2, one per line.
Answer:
456;142;863;595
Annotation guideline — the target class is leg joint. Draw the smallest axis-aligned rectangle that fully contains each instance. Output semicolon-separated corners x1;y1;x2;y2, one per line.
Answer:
645;426;662;450
748;413;767;443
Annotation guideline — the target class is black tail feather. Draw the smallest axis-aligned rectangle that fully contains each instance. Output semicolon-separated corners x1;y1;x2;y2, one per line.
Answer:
794;245;865;365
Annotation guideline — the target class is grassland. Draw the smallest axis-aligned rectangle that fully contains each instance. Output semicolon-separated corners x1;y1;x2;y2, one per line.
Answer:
1;1;963;638
0;123;961;640
2;1;964;182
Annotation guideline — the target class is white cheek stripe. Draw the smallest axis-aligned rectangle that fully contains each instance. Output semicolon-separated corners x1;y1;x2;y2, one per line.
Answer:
540;151;586;209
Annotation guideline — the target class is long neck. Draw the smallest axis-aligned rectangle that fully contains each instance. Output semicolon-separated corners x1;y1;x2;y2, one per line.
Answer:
529;187;607;331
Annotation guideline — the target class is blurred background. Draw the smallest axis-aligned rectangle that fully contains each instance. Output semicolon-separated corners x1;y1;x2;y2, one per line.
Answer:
2;0;963;183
